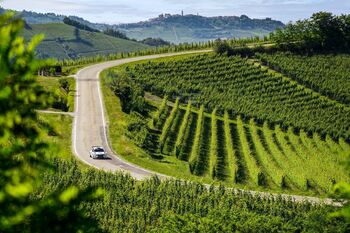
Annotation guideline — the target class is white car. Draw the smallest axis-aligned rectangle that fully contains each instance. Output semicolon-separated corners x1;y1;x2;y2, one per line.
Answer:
89;146;107;159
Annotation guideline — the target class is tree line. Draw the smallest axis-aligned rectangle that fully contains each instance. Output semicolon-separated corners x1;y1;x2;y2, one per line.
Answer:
270;12;350;52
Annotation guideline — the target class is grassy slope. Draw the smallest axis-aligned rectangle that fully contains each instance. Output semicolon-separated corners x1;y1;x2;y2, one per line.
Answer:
22;23;150;60
37;76;75;112
38;113;73;160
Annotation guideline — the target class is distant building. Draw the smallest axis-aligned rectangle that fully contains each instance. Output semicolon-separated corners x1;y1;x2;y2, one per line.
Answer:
182;10;184;16
164;13;171;18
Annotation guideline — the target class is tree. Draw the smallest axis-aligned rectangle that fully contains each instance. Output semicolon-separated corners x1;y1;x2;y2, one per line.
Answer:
213;39;234;56
109;71;145;113
103;28;129;40
63;16;100;32
141;38;171;47
270;12;350;52
0;12;103;232
310;12;344;50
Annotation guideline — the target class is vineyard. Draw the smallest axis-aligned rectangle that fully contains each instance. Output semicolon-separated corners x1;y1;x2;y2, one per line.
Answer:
31;159;348;232
147;97;349;193
256;52;350;105
128;54;350;140
105;53;350;194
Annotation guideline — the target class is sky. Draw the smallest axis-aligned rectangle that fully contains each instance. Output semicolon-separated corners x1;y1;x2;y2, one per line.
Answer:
1;0;349;24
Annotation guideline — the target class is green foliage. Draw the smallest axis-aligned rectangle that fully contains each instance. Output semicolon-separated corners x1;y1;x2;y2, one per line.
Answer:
209;109;218;178
270;12;350;52
213;39;234;56
108;71;145;113
174;101;191;157
249;119;285;188
223;111;238;183
63;16;100;32
58;78;69;91
152;96;168;129
126;112;149;147
0;13;48;230
236;116;264;186
108;54;350;193
332;153;350;221
256;52;350;105
103;28;129;40
0;13;102;232
159;98;179;151
189;105;204;174
35;159;349;233
141;37;171;47
129;53;350;140
38;76;75;112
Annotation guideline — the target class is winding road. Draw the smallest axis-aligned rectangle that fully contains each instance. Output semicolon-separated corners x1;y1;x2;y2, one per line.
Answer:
72;51;344;206
73;51;210;180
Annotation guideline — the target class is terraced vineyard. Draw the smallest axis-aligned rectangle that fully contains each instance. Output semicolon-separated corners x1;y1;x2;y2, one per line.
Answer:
106;53;350;194
129;54;350;140
256;52;350;105
149;98;349;193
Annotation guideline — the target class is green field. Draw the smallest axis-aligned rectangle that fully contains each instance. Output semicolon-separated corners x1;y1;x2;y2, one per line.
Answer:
22;23;150;60
103;53;350;196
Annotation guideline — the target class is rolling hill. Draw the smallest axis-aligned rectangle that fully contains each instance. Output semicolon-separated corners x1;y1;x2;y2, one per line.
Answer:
1;7;284;44
115;14;284;43
102;52;350;195
21;23;150;60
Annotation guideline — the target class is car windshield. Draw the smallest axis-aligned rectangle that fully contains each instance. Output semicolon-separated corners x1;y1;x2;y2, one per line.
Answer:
94;148;104;152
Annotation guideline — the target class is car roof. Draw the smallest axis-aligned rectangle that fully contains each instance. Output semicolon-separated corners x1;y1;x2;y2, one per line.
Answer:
92;146;104;149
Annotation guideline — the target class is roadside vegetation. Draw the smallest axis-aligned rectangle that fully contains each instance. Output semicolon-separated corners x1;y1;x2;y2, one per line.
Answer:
37;113;75;160
37;76;75;112
0;12;102;232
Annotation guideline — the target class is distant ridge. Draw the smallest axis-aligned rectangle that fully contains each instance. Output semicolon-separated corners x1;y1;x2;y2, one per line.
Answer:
115;14;284;43
0;7;284;43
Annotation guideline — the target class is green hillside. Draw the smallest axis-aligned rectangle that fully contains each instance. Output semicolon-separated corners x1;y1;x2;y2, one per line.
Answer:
102;53;350;196
128;54;350;140
22;23;150;60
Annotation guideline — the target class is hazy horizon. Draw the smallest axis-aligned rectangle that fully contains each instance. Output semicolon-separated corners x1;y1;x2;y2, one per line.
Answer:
1;0;349;24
